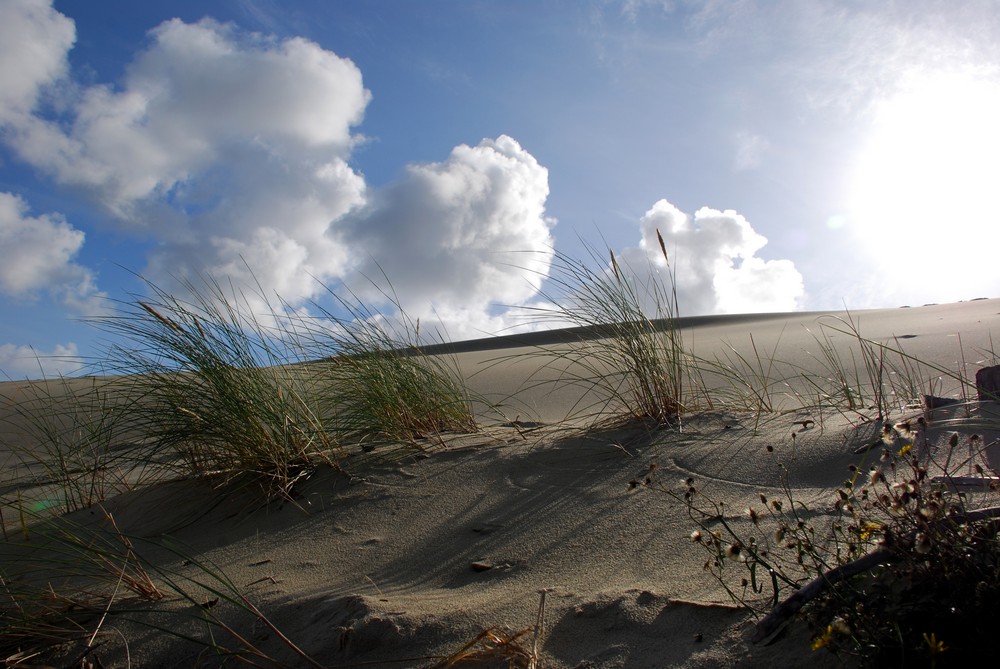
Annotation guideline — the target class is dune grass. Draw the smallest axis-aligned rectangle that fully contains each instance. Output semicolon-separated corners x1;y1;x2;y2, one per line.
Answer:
304;281;478;449
0;376;154;516
84;274;477;498
91;277;345;499
0;271;479;664
691;311;960;427
511;231;686;425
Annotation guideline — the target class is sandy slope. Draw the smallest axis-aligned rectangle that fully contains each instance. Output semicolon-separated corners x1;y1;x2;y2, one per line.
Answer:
2;299;999;667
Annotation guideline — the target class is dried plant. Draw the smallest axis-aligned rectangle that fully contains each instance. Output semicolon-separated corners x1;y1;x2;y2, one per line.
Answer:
665;411;1000;666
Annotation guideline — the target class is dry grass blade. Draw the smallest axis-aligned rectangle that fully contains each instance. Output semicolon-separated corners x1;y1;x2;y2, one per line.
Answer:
529;589;546;669
99;507;163;601
428;590;547;669
0;497;326;668
429;626;534;668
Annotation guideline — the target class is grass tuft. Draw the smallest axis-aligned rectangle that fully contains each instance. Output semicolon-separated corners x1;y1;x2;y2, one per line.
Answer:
306;280;478;449
92;275;345;499
512;234;686;425
0;375;159;517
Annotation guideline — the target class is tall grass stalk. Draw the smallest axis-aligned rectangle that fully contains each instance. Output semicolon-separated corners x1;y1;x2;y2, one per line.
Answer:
692;330;797;419
798;314;970;422
697;311;947;423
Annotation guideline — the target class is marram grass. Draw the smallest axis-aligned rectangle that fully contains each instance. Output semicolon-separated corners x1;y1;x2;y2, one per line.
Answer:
93;277;343;498
0;271;479;666
511;230;686;425
91;273;477;498
306;280;478;449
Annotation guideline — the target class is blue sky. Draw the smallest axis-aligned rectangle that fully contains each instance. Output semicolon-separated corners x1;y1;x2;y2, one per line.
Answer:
3;0;1000;377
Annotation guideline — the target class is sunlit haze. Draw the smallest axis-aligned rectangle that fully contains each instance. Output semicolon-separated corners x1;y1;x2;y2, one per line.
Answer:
849;69;1000;284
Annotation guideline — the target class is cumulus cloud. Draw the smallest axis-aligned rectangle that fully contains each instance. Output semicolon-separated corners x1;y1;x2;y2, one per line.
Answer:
0;342;82;379
0;192;105;315
0;0;74;125
0;4;561;340
8;17;369;208
0;4;562;340
619;199;803;315
1;12;369;309
339;135;556;340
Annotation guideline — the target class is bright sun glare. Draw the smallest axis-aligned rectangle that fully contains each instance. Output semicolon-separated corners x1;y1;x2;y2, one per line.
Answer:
849;69;1000;265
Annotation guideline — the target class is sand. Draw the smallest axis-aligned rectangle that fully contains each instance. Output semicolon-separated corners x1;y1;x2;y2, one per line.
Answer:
2;299;999;668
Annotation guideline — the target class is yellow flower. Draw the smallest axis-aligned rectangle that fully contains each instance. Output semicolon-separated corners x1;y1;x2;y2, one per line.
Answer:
898;442;913;456
859;521;881;541
811;625;834;651
812;617;851;651
923;632;947;655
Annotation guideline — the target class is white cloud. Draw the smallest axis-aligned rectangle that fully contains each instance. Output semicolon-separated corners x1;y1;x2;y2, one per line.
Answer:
339;135;556;340
0;342;82;379
0;192;105;315
0;3;811;348
8;17;370;209
2;13;369;310
0;0;75;125
0;6;561;340
620;199;803;315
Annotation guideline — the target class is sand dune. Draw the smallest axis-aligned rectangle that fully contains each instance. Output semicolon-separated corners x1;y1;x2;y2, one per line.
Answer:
2;299;999;667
